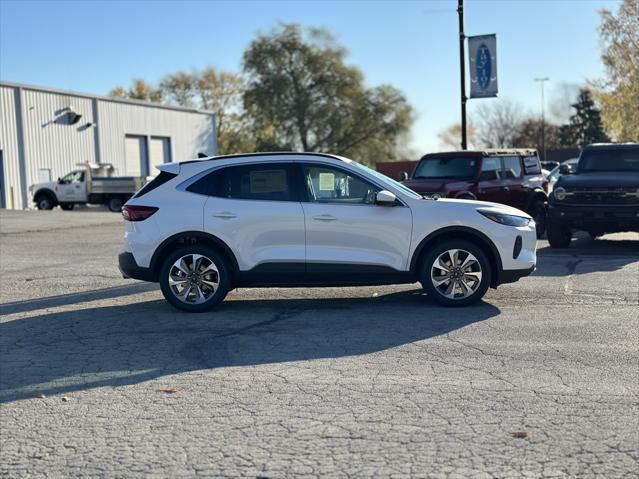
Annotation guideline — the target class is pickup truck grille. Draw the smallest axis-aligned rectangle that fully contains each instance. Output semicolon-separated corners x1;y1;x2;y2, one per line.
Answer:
565;187;639;205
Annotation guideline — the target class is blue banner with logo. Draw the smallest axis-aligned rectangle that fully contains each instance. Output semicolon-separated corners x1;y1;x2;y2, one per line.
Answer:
469;34;498;98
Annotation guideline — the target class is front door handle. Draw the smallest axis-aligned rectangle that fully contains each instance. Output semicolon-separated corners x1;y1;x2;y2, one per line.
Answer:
313;214;337;221
502;186;510;192
212;212;237;219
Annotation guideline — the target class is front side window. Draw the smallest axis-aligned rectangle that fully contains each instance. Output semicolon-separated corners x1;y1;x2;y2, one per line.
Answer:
61;171;85;184
479;157;502;181
502;156;523;179
187;163;296;201
303;165;380;205
413;156;477;179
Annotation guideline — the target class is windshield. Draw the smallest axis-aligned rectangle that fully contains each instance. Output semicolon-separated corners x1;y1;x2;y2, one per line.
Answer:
578;147;639;172
352;162;423;199
413;156;477;179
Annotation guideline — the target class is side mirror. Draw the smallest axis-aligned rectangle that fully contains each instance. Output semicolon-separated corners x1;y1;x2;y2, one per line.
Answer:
559;163;574;175
57;177;63;184
376;190;397;206
398;171;409;181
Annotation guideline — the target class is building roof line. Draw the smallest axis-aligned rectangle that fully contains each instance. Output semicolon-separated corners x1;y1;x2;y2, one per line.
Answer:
0;80;215;116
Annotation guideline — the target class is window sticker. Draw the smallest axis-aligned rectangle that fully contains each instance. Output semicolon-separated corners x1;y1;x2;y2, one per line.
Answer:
249;170;287;194
319;172;335;191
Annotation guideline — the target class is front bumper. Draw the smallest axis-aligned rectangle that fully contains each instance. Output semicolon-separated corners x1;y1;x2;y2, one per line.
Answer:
499;265;535;285
549;204;639;230
118;252;155;282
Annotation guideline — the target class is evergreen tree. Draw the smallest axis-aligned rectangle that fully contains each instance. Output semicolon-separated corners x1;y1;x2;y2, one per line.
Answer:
559;89;610;147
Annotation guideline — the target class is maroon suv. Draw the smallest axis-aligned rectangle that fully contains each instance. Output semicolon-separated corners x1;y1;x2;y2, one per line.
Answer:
402;149;548;237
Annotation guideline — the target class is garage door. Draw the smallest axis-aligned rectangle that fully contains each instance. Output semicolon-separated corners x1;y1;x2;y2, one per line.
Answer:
125;135;147;176
149;136;171;174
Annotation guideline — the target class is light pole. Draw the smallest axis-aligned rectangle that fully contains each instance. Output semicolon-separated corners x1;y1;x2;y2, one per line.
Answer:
458;0;467;150
534;77;549;162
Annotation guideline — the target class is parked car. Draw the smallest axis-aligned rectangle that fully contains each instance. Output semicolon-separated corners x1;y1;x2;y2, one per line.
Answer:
118;152;537;312
547;158;579;194
30;163;146;212
401;149;548;238
547;143;639;248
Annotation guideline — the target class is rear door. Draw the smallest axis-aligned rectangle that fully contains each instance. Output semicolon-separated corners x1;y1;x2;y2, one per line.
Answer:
500;155;527;210
201;162;306;273
477;157;508;204
300;162;413;272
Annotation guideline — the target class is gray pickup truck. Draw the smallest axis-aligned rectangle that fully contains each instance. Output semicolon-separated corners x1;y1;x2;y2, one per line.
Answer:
30;163;146;212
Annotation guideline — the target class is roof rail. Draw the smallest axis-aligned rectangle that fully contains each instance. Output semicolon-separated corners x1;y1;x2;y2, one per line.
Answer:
179;151;343;165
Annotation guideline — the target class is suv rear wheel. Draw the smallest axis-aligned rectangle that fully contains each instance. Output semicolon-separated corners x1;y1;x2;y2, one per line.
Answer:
159;246;231;312
419;240;492;307
547;220;572;248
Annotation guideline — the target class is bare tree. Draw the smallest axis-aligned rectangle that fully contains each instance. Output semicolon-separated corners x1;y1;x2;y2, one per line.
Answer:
437;123;477;150
473;100;524;148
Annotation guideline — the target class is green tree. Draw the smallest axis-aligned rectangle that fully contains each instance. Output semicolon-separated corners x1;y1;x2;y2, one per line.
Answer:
559;89;610;147
242;23;413;163
596;0;639;141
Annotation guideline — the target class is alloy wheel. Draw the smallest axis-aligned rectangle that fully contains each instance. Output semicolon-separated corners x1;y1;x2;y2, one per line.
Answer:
430;249;483;300
168;254;220;304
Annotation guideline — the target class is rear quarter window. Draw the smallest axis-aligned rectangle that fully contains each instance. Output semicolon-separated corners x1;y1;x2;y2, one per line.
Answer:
523;155;542;175
133;171;177;198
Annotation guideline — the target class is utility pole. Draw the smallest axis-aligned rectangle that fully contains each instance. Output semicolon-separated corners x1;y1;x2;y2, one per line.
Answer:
534;77;549;161
458;0;467;150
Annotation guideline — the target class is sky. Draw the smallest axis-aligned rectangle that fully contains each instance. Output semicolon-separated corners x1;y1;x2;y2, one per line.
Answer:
0;0;620;154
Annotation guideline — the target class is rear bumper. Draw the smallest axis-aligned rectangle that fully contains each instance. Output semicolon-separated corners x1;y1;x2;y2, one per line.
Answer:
118;252;155;282
499;265;535;285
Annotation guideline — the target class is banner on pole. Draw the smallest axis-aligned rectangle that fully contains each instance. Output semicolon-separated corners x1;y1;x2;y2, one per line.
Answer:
469;34;498;98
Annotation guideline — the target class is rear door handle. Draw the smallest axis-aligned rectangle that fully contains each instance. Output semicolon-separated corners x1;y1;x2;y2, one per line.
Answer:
212;212;237;219
313;214;337;221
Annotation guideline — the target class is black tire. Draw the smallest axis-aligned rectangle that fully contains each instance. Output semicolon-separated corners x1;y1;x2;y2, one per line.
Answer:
107;197;124;212
60;203;75;211
419;239;492;307
547;220;572;248
159;245;231;313
528;199;547;239
35;194;55;210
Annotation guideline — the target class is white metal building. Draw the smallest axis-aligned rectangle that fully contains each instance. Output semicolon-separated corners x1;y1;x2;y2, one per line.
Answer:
0;81;216;209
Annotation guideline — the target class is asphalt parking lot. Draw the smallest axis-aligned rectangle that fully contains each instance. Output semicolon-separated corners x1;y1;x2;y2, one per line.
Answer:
1;209;638;478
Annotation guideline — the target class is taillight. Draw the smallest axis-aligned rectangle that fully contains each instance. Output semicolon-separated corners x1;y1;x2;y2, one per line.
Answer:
122;205;158;222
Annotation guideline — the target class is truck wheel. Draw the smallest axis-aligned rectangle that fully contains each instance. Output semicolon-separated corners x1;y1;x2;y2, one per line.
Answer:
107;197;124;212
419;240;491;307
529;199;547;239
159;246;231;313
60;203;74;211
547;220;572;248
35;194;54;210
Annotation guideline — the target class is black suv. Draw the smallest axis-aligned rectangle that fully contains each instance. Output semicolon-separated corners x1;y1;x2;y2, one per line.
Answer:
547;143;639;248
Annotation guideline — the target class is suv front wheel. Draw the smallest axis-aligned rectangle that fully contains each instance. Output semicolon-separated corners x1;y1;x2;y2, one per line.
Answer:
159;246;231;312
547;220;572;248
420;240;492;307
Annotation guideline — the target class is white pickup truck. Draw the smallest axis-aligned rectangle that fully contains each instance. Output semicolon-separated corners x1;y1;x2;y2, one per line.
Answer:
30;163;147;212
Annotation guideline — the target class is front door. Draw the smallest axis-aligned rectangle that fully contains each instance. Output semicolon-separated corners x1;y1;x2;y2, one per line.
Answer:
56;170;86;202
300;162;413;272
202;162;306;275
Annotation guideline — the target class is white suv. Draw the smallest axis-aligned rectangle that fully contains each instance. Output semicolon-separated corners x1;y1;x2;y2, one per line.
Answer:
119;153;537;312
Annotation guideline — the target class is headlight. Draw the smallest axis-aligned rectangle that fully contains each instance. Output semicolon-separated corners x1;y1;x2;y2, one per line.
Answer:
478;209;530;227
554;186;568;201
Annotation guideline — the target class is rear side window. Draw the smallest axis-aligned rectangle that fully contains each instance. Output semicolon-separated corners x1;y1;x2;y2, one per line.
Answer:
502;156;523;179
134;171;177;198
479;158;501;181
187;163;297;201
523;155;542;175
